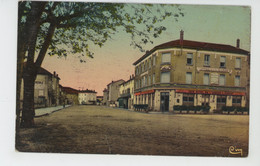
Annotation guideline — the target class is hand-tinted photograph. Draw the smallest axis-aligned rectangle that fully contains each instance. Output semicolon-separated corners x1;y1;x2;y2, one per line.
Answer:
16;1;250;157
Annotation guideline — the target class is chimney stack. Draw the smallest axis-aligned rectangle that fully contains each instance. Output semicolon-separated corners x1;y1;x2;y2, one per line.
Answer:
236;39;240;48
53;71;56;76
180;30;184;45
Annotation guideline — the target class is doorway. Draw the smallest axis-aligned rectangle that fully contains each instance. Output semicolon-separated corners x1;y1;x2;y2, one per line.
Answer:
160;92;169;112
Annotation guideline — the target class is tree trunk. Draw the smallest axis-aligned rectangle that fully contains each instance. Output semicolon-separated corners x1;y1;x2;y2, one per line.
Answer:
21;65;37;128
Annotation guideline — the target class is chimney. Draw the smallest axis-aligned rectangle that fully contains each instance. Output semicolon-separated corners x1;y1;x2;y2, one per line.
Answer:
180;30;184;45
53;71;56;76
236;39;240;48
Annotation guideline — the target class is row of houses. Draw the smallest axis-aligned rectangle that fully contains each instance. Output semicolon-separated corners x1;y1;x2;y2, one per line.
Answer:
103;30;250;113
20;68;98;108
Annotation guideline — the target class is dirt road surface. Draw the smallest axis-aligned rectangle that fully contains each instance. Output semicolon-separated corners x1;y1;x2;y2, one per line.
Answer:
16;105;249;157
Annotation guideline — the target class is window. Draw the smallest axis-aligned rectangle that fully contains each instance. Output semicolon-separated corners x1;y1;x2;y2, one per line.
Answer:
186;72;192;84
160;72;170;83
187;53;193;65
161;52;171;64
183;94;194;106
232;96;242;104
204;54;210;66
152;73;155;84
183;94;194;102
235;58;241;69
145;75;148;86
148;75;151;85
235;75;240;86
203;73;210;85
153;54;156;66
219;74;225;86
149;58;151;69
135;67;139;75
217;96;226;104
220;56;226;68
145;61;147;71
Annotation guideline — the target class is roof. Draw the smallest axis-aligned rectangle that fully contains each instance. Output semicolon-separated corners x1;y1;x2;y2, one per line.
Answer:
23;62;60;79
79;89;97;93
107;79;125;86
133;39;250;65
119;76;135;86
62;87;79;94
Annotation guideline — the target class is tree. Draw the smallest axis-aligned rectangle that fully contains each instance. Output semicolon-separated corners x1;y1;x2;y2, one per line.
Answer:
17;1;183;127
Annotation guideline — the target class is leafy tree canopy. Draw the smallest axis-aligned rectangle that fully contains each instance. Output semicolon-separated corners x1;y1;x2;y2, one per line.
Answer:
18;1;183;63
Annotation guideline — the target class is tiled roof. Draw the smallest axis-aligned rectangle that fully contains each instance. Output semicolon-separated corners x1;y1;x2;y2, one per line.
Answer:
107;79;125;86
62;87;79;94
133;39;250;65
79;89;97;93
37;67;53;76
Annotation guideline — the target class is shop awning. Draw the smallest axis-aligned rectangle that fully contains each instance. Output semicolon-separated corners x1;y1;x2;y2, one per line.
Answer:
135;89;155;96
175;89;245;96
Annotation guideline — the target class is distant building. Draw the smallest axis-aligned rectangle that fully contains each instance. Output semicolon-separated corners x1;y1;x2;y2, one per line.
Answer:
118;75;135;109
106;79;125;107
78;89;97;105
20;67;60;108
102;88;108;105
133;30;250;112
61;86;79;105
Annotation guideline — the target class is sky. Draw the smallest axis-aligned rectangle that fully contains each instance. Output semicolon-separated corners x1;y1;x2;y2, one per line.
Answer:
41;4;251;96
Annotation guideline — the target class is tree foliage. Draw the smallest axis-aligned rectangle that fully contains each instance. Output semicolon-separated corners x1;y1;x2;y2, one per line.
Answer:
19;2;183;63
17;1;183;127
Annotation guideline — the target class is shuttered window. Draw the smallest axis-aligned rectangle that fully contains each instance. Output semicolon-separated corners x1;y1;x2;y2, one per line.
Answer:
235;75;240;86
203;73;210;85
220;56;226;67
186;72;192;84
160;72;170;83
235;58;241;68
161;52;171;64
219;74;225;86
187;53;193;65
204;54;210;66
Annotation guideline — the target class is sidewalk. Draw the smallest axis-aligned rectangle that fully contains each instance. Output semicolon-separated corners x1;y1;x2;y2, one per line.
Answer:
35;105;71;117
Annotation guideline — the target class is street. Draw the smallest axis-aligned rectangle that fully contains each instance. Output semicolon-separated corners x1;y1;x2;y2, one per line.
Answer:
16;105;249;157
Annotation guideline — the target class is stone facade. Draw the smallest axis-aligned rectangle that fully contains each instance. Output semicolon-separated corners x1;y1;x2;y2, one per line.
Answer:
118;75;135;109
133;31;250;112
106;79;125;107
78;89;97;105
61;86;79;105
20;68;60;108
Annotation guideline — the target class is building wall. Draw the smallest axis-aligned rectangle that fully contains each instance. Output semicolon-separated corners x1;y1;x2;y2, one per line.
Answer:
103;91;108;105
119;79;134;109
107;80;125;106
134;47;249;112
78;92;97;105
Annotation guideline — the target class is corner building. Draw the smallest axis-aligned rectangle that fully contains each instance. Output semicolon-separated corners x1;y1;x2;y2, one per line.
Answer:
133;31;250;112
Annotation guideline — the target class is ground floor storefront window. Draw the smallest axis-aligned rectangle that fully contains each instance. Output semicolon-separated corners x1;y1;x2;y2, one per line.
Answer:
183;94;194;106
232;96;242;107
217;95;226;110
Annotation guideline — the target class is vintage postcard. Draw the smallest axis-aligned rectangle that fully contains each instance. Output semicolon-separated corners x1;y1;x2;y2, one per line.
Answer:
15;1;250;157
